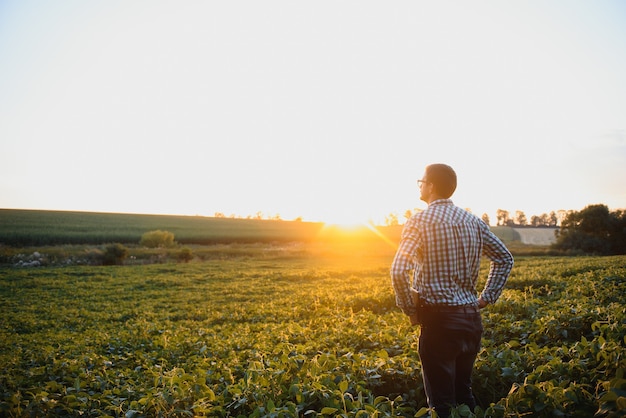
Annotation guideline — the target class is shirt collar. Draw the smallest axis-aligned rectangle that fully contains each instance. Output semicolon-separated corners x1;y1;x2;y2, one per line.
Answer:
429;198;454;206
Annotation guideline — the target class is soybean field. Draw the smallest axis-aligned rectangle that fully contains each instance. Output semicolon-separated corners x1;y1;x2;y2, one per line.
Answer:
1;244;625;417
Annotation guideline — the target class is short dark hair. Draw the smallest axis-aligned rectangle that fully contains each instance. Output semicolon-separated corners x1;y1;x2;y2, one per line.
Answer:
425;164;457;198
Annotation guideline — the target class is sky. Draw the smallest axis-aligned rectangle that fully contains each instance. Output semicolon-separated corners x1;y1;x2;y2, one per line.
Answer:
1;1;625;226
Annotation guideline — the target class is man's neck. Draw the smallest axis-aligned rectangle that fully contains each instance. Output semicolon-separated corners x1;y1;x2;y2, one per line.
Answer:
426;194;447;204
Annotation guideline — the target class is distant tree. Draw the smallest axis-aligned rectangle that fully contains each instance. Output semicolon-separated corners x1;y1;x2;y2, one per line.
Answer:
481;213;490;226
615;209;626;254
515;211;527;226
385;213;399;226
496;209;510;226
177;247;194;263
140;230;175;248
554;204;626;255
102;243;128;266
556;210;569;226
548;211;558;227
404;210;413;222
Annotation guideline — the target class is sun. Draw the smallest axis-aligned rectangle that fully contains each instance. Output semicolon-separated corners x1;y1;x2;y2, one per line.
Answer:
321;214;376;231
318;211;372;234
317;215;400;251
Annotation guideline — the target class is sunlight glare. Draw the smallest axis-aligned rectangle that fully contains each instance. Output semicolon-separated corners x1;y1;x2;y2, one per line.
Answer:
320;211;377;230
318;215;399;251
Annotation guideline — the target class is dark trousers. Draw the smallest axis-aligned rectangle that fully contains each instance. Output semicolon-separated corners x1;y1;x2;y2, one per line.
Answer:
418;308;483;418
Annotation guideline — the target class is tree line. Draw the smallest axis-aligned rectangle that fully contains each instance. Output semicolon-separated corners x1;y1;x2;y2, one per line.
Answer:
387;204;626;255
212;206;626;255
385;209;568;227
492;209;569;227
553;204;626;255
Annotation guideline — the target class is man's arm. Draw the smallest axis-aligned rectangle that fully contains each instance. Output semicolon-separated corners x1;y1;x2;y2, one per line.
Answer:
479;225;514;305
390;221;419;316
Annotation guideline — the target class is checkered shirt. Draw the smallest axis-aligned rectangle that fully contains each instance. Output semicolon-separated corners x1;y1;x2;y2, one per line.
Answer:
390;199;513;315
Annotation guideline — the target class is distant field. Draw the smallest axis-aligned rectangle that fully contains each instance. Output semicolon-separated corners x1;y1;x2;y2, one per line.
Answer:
1;209;536;248
0;209;328;246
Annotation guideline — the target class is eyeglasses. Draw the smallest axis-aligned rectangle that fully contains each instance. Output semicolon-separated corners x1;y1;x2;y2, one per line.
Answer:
417;179;431;186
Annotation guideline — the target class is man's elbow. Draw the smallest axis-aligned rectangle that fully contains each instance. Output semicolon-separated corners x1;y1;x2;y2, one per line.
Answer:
504;252;513;265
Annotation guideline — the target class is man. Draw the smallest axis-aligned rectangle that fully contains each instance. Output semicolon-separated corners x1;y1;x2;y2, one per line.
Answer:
390;163;513;417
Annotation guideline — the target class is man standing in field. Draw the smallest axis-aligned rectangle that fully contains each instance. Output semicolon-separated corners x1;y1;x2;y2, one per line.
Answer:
390;163;513;417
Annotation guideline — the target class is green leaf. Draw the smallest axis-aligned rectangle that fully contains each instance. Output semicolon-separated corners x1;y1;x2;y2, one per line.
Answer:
501;367;515;377
339;380;348;393
373;396;388;406
415;408;431;417
507;340;521;348
456;404;471;416
600;391;618;402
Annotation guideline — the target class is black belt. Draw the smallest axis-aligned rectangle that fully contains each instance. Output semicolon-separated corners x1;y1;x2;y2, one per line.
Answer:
420;304;479;314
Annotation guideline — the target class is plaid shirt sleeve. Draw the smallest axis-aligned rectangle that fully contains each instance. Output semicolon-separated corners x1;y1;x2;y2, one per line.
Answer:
479;223;514;304
390;217;420;315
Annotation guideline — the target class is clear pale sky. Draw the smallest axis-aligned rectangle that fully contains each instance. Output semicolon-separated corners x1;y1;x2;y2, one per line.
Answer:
1;1;625;225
